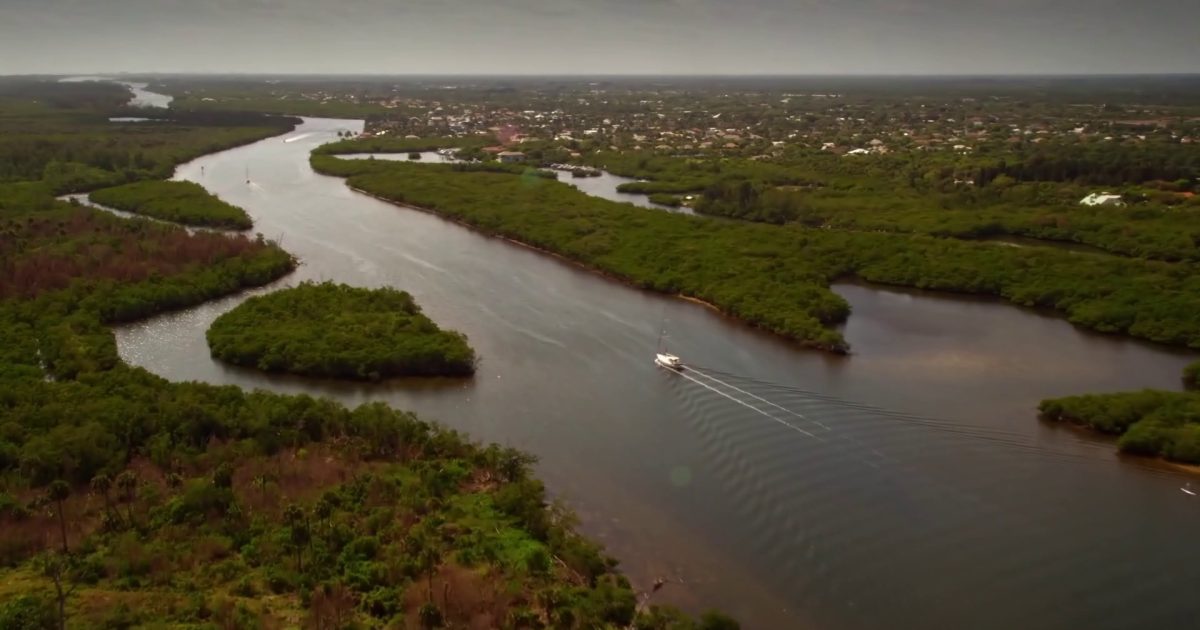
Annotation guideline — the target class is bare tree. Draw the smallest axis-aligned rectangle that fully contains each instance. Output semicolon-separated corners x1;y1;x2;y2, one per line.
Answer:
90;473;113;522
115;470;138;526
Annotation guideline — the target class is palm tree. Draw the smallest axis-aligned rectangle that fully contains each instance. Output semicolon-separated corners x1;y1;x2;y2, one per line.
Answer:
115;470;138;526
252;472;274;504
90;473;113;521
284;503;309;573
46;480;70;553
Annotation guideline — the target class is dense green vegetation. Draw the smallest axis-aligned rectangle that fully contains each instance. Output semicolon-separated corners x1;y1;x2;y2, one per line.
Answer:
648;193;683;207
207;282;477;380
0;201;295;381
314;135;496;155
0;202;727;627
0;368;736;628
0;78;734;628
582;150;1200;262
90;180;253;230
1039;389;1200;464
0;80;295;193
1039;358;1200;465
1185;361;1200;390
313;155;1200;353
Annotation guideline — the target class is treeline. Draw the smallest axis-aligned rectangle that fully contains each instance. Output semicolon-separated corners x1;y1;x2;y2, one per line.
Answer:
688;165;1200;262
584;151;808;196
694;179;808;224
0;367;734;627
90;180;253;230
712;184;1200;262
1039;389;1200;464
577;146;1200;263
980;144;1199;187
0;78;129;110
0;81;295;191
0;202;289;304
206;282;477;380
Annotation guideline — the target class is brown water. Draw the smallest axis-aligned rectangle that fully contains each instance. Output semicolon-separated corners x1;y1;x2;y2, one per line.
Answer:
115;117;1200;630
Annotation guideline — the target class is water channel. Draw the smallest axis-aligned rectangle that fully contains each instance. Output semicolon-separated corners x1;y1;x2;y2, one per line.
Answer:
113;115;1200;629
336;151;689;213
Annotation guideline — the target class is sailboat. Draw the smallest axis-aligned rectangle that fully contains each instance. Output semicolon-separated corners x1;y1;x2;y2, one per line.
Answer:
654;322;684;371
245;166;251;185
1183;483;1196;497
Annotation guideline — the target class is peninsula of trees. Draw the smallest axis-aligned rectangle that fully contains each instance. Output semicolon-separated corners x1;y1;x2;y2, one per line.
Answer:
90;180;253;230
206;282;477;380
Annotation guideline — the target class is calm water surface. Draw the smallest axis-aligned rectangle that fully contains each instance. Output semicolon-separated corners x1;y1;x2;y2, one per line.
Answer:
114;117;1200;629
58;76;173;109
335;152;688;212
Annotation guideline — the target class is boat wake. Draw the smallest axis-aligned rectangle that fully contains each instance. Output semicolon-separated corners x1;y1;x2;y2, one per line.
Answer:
674;363;1117;470
677;369;821;439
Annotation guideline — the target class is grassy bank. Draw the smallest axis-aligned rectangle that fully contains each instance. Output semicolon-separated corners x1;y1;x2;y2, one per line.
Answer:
207;282;476;380
90;180;253;230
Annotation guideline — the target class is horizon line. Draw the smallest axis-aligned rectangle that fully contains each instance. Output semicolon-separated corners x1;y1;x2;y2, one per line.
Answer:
14;71;1200;79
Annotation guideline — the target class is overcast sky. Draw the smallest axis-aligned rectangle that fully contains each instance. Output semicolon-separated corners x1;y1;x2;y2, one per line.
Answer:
1;0;1196;75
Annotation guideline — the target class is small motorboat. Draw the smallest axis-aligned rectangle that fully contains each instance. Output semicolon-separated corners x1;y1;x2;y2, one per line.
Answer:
655;353;683;371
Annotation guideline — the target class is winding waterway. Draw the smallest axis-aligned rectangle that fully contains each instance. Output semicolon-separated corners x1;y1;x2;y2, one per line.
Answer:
114;116;1200;629
336;151;688;212
59;76;173;109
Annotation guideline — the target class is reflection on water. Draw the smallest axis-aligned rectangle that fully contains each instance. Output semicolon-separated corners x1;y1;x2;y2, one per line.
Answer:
112;118;1200;630
335;151;458;164
552;169;694;214
118;82;173;109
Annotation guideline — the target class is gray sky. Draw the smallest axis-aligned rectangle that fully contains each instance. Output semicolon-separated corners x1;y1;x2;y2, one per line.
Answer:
1;0;1196;75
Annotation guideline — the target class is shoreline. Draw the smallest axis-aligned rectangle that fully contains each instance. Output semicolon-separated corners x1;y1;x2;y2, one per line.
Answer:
346;185;847;355
1044;413;1200;477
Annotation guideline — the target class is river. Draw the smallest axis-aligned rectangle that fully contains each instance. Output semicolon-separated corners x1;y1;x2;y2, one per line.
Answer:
113;116;1200;629
58;76;173;109
337;151;689;213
